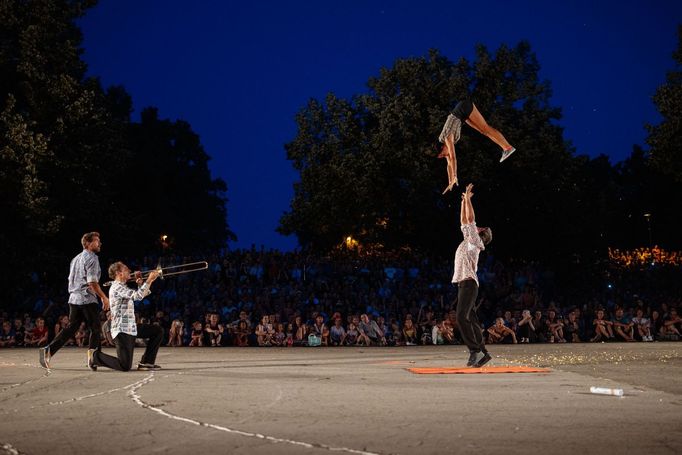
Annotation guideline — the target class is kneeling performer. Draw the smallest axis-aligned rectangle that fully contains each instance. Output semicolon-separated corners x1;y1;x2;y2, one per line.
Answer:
89;262;162;371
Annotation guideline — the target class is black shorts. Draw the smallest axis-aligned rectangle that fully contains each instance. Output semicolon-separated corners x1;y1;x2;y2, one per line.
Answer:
452;99;474;121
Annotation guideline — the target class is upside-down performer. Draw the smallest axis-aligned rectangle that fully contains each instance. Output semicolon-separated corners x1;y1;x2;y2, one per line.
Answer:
438;100;516;194
90;262;163;371
453;183;493;368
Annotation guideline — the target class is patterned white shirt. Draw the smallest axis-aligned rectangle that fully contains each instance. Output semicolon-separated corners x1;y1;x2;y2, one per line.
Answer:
109;281;151;339
452;222;485;285
68;249;101;305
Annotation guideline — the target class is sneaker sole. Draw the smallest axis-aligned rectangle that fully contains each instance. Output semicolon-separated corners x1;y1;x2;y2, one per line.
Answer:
500;148;516;162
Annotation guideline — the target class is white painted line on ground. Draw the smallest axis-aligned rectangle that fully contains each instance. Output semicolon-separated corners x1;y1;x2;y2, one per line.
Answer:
1;442;23;455
129;374;382;455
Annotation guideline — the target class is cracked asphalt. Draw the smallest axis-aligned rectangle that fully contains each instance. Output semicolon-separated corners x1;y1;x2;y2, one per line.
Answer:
1;343;681;455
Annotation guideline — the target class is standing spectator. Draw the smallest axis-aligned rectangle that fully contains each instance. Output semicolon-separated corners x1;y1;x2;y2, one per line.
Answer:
167;320;185;347
0;321;15;348
612;308;635;342
517;310;534;343
591;309;614;342
631;309;652;342
487;318;517;344
25;317;49;347
329;318;346;346
189;321;204;347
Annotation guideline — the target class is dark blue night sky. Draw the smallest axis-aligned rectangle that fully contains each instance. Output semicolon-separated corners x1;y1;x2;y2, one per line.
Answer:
79;0;682;250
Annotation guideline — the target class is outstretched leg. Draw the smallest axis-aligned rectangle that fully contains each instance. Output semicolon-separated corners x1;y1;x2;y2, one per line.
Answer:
465;104;513;150
438;135;458;193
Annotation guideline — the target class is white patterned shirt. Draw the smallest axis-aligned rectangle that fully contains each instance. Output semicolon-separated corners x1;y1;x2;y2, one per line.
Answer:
68;249;101;305
452;222;485;285
109;281;151;339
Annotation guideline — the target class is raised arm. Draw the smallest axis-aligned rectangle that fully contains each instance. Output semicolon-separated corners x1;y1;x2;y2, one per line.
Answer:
464;184;475;223
460;195;467;225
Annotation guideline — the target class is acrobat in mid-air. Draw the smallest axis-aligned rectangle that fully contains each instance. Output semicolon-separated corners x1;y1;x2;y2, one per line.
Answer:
438;100;516;194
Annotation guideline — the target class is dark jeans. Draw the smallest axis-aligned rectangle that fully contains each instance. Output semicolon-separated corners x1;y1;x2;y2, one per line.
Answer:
456;279;486;353
94;324;163;371
48;303;101;354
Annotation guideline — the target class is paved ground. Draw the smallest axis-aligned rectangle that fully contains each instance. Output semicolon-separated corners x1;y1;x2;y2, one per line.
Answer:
1;343;681;455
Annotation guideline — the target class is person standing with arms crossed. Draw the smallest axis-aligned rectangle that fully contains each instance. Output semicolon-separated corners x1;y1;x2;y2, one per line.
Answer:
453;184;493;368
40;232;109;370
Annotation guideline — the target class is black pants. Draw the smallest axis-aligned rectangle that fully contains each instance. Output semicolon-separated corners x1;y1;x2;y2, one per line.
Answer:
94;324;163;372
456;279;486;353
48;303;101;354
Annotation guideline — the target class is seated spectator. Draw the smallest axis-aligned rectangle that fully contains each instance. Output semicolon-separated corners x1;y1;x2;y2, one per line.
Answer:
662;308;681;339
631;309;652;342
234;320;250;346
55;315;75;347
167;319;185;347
651;310;664;339
358;314;385;346
503;310;517;332
25;317;48;347
256;315;274;346
345;321;360;346
487;318;517;344
74;322;87;347
329;318;346;346
12;318;25;347
272;323;287;346
101;312;114;348
310;315;329;346
517;310;534;343
431;320;445;345
441;318;455;344
205;313;225;346
612;307;635;342
545;309;566;343
389;318;402;346
285;323;295;347
0;321;15;348
532;310;546;343
591;309;614;342
563;311;581;343
293;316;308;346
402;319;418;345
189;321;204;346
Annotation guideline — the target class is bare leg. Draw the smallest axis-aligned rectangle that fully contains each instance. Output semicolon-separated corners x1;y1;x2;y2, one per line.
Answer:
439;136;458;193
465;104;513;151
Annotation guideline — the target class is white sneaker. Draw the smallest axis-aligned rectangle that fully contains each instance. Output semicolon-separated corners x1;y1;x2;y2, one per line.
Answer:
500;147;516;162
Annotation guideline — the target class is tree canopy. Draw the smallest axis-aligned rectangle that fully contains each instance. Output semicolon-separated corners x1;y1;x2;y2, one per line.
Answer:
0;0;233;301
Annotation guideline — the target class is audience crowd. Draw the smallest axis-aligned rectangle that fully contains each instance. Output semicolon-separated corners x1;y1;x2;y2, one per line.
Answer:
2;249;681;349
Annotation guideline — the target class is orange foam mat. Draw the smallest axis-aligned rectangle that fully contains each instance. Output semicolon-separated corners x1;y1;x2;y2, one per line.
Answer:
408;366;551;374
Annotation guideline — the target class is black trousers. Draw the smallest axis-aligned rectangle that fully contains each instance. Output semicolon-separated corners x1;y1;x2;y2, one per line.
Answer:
456;279;486;353
48;303;101;354
94;324;163;372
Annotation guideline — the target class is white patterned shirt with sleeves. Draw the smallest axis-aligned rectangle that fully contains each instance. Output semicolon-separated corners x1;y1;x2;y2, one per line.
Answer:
452;222;485;285
109;281;151;339
68;249;101;305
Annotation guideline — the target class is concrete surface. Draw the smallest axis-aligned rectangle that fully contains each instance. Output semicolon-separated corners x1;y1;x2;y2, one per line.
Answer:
1;343;681;454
